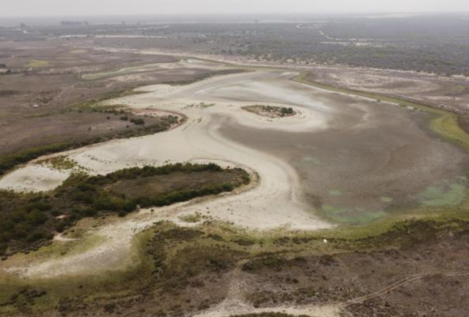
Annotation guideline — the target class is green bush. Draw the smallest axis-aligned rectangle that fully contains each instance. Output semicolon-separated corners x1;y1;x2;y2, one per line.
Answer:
0;163;249;256
130;118;145;125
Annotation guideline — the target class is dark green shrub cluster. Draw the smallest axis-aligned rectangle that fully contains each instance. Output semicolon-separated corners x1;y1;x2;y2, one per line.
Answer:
59;163;238;218
130;118;145;125
0;193;56;255
99;162;223;182
0;163;249;257
91;108;127;116
280;107;294;116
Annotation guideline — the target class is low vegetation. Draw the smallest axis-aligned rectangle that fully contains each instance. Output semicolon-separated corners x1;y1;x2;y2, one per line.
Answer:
0;163;249;257
243;105;295;118
2;216;468;316
26;60;51;68
0;115;179;177
0;222;251;315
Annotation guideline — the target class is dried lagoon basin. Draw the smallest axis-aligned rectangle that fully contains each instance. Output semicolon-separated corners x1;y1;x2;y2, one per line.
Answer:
216;78;468;225
1;70;467;228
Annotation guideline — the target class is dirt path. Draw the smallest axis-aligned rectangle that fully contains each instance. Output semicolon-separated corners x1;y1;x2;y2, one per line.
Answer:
193;245;342;317
195;267;469;317
346;270;469;306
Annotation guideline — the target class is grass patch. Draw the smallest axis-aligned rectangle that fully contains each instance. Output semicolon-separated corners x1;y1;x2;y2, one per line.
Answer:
39;156;78;171
69;50;87;54
179;212;204;223
328;190;342;197
26;60;51;68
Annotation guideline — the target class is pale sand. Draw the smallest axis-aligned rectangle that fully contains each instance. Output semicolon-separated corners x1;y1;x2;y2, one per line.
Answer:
195;304;342;317
0;164;69;192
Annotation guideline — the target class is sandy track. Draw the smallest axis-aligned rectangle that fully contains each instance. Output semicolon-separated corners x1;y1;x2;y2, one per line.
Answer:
1;70;337;279
194;249;342;317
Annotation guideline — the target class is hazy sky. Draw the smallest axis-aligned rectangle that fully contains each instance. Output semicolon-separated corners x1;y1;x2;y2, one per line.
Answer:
2;0;469;17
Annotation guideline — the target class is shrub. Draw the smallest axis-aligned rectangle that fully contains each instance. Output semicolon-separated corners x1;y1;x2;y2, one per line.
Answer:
130;118;145;126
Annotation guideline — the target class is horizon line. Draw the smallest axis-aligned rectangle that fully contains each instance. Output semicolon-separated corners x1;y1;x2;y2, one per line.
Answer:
1;11;468;19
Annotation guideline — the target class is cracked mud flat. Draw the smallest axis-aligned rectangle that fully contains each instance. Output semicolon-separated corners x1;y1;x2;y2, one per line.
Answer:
0;67;466;282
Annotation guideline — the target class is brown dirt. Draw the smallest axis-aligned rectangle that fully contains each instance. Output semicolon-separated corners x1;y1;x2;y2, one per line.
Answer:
241;233;469;317
108;169;248;199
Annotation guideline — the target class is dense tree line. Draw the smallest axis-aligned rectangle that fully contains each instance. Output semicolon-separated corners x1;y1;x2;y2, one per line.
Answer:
149;17;469;76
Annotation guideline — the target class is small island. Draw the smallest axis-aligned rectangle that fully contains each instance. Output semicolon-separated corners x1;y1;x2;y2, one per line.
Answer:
242;105;296;118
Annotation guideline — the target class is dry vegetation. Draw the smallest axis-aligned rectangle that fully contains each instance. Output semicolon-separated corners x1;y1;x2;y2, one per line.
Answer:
2;219;468;316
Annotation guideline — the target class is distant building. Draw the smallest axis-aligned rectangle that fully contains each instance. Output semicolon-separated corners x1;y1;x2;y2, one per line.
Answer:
60;21;89;26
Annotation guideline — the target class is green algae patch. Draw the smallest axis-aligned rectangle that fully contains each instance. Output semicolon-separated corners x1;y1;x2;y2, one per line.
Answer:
302;156;321;165
27;60;51;68
380;196;393;203
295;71;469;226
419;182;466;207
328;190;342;197
322;205;387;225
